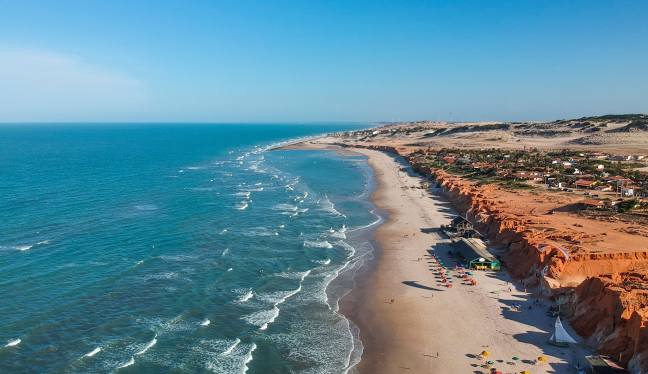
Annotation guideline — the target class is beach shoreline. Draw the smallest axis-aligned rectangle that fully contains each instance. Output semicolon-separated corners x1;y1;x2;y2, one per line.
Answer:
281;138;578;374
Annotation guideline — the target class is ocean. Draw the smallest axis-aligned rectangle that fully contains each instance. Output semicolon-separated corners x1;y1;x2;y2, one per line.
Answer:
0;124;379;373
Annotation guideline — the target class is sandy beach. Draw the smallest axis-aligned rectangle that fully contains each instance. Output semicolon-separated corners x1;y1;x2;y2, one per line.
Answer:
286;140;581;374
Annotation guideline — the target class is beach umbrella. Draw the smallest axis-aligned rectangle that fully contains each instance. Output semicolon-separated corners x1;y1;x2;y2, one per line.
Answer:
537;356;547;363
486;360;494;365
480;351;490;357
512;356;519;361
520;371;531;374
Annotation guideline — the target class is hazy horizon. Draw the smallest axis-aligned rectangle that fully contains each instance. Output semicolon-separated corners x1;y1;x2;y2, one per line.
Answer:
2;0;647;123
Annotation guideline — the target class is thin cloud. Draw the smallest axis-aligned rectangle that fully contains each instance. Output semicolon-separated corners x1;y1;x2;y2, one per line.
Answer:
0;48;148;121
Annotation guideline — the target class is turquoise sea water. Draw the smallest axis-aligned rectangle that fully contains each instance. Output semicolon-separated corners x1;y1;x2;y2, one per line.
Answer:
0;124;378;373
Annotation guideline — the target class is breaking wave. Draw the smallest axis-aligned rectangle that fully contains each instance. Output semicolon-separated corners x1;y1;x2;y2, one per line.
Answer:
303;240;333;249
83;347;101;358
5;338;21;347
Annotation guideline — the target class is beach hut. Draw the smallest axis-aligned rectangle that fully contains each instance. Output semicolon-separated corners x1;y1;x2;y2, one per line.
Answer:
549;316;577;346
454;238;501;271
584;355;628;373
441;216;474;238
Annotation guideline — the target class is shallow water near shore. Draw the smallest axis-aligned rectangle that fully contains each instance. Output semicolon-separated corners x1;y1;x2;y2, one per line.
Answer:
0;124;376;373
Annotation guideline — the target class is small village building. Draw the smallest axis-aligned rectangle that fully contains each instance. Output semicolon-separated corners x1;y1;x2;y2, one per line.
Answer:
622;187;635;197
454;238;500;271
514;171;543;181
442;156;456;164
575;179;596;189
596;184;613;192
606;176;634;185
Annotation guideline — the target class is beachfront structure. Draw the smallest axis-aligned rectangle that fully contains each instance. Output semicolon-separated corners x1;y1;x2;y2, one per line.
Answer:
441;216;475;238
549;316;578;346
584;355;629;374
454;237;500;271
575;179;596;189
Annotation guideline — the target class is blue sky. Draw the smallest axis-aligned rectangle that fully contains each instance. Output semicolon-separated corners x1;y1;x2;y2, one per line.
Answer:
1;0;647;122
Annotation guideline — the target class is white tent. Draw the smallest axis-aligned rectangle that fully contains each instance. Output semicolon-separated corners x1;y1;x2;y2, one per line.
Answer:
550;316;578;346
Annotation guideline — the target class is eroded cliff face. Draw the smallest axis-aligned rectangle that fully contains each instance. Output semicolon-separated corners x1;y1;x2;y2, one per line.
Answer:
399;149;648;373
568;275;648;370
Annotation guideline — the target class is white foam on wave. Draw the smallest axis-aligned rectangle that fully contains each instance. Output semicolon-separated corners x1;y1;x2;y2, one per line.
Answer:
221;338;240;356
319;195;346;217
159;254;196;262
235;201;249;210
117;357;134;369
219;228;228;235
303;240;333;249
5;338;21;347
314;258;331;265
202;339;258;374
243;270;311;330
259;307;280;331
328;227;347;239
83;347;101;357
200;319;211;327
238;289;254;303
276;269;312;280
135;334;158;356
348;210;383;233
336;240;357;259
233;191;251;197
227;268;233;272
242;308;275;330
243;343;257;373
144;315;194;334
273;203;298;212
142;271;178;281
0;241;49;252
221;248;230;257
242;227;278;237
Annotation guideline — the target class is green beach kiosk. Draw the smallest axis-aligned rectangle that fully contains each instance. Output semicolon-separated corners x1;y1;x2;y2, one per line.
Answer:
455;237;501;271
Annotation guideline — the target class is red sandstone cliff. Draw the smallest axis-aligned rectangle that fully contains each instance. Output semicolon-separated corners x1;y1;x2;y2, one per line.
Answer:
364;145;648;373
